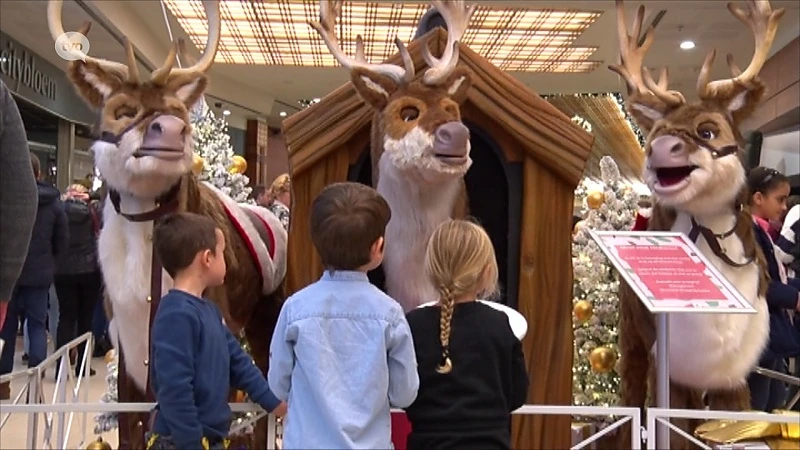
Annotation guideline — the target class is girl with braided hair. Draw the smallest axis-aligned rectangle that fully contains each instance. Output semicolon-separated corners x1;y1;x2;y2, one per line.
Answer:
403;219;529;450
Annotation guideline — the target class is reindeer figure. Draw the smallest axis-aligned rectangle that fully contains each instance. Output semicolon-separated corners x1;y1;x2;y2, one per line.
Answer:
311;0;475;311
611;0;783;447
48;1;287;448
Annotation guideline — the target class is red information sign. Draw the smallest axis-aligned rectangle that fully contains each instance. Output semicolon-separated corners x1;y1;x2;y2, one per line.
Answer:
590;231;754;313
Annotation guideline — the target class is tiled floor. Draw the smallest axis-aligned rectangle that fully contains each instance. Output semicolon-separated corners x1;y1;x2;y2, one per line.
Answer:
0;337;120;449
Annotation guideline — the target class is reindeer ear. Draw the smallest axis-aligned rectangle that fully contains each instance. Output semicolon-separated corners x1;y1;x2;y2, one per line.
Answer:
350;68;398;110
725;82;766;124
67;61;123;108
443;67;472;104
166;73;208;108
627;93;672;133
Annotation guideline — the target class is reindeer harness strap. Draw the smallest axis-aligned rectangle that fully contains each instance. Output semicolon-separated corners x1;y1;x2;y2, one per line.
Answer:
108;181;181;400
688;217;753;268
682;140;753;268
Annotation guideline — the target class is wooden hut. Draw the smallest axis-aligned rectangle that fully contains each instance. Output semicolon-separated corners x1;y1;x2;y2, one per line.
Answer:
281;28;594;449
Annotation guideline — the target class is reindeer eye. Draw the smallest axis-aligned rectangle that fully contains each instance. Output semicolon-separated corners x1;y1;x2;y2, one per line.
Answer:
400;106;419;122
114;106;138;120
696;123;718;141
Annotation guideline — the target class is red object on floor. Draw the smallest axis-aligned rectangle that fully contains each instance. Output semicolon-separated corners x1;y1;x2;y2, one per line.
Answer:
391;412;411;450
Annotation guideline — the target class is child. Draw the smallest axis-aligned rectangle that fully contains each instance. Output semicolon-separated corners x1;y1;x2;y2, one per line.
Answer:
148;212;286;450
268;182;419;449
745;167;800;412
404;219;529;450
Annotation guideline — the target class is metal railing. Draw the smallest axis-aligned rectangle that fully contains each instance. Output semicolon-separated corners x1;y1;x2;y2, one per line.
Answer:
3;341;797;450
646;408;799;450
0;332;94;449
2;402;638;450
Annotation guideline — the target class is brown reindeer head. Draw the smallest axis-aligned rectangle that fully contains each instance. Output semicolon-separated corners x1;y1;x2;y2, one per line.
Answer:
311;0;475;185
48;0;220;199
611;0;784;216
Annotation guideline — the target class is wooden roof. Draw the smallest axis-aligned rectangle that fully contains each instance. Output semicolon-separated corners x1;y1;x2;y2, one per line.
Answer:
547;93;645;182
282;28;594;186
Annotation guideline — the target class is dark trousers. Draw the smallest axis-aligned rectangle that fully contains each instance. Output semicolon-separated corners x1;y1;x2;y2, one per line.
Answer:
54;272;100;369
748;357;788;411
0;286;50;373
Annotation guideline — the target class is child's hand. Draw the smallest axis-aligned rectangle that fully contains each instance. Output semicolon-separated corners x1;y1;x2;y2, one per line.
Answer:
272;401;288;418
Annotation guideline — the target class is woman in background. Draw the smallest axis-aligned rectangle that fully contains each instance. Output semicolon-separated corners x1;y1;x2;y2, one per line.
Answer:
54;184;101;377
266;173;291;231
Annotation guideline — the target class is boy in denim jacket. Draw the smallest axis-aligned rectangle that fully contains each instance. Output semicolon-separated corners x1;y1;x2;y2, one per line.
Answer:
268;182;419;449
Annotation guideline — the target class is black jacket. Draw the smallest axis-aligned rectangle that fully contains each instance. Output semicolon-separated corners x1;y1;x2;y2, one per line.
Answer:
753;224;800;311
404;302;529;450
56;198;100;275
16;180;68;287
753;223;800;359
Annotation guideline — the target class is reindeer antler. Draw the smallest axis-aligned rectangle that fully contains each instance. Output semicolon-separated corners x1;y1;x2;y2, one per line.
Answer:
697;0;784;100
48;0;220;85
48;1;131;79
421;0;476;85
310;0;415;83
168;0;220;78
609;0;685;107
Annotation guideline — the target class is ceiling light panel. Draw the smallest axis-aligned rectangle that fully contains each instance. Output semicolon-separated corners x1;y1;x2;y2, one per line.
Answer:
164;0;602;73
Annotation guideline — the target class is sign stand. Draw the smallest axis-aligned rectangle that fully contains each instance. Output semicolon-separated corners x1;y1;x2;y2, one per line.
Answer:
588;231;757;450
655;314;669;450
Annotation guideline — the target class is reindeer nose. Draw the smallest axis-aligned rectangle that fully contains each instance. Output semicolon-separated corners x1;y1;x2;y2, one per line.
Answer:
148;115;186;137
141;115;188;151
434;122;470;151
650;135;686;157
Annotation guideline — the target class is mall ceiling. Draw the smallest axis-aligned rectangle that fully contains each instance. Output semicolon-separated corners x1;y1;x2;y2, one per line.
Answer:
2;0;798;181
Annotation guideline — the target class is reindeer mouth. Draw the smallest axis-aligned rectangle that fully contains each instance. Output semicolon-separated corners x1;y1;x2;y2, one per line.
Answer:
652;166;699;194
133;148;185;161
434;153;469;166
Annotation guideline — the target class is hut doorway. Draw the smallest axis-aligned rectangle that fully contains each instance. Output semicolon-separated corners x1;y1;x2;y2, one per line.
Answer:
347;123;521;309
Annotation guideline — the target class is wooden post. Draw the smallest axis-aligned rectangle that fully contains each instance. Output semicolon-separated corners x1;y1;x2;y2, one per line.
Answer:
245;119;269;186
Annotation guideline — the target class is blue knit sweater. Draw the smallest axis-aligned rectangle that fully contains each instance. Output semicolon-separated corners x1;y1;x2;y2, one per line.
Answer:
150;290;280;448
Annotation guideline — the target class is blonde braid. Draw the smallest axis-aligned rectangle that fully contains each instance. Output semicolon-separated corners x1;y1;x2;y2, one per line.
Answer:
436;285;456;374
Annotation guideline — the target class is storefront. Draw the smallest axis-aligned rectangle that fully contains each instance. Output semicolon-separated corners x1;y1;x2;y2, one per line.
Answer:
0;30;97;189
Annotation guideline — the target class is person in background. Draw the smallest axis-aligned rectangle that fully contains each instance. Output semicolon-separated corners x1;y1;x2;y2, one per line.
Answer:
0;153;68;399
0;80;37;330
251;185;268;208
268;182;418;449
266;174;291;231
404;220;528;450
54;183;102;378
776;196;800;278
746;167;800;412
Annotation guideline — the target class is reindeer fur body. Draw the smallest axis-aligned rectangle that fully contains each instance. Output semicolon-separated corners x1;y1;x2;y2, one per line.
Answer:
102;175;286;392
375;147;467;310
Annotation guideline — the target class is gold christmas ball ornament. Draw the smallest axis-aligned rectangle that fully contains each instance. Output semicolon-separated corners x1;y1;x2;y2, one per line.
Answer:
192;154;205;175
586;190;605;210
104;349;116;363
86;436;112;450
229;155;247;174
589;347;617;374
573;300;594;323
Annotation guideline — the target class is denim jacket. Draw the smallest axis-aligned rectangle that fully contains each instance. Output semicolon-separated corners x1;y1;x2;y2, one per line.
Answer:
268;270;419;449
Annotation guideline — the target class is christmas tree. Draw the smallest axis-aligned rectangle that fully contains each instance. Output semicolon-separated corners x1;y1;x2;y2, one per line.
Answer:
190;101;252;203
571;156;641;417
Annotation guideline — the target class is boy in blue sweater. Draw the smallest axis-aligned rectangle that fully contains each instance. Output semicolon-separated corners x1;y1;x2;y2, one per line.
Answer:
148;212;286;450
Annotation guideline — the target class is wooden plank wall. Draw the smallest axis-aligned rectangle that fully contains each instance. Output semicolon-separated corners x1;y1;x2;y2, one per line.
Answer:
512;157;576;449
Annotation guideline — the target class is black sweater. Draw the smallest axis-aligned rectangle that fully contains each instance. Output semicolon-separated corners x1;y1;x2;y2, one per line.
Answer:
404;302;529;450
